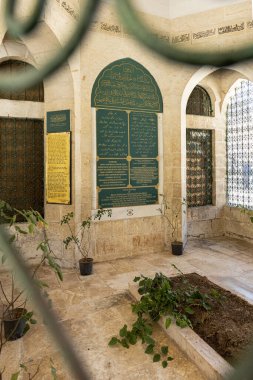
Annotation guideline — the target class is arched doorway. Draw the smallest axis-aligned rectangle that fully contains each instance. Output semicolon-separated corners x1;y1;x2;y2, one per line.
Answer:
0;60;44;219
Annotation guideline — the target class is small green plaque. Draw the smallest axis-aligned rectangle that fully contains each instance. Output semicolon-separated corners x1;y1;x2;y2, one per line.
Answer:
47;110;70;133
99;187;158;208
130;112;158;158
97;159;129;188
130;159;158;187
97;109;128;158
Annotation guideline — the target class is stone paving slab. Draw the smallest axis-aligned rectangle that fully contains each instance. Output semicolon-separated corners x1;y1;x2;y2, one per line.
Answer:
1;237;253;379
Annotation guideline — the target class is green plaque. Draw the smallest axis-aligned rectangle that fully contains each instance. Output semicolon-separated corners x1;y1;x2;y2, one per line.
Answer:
97;159;129;188
130;159;158;187
130;112;158;158
92;58;163;112
97;109;128;158
94;59;162;208
47;110;70;133
99;188;158;208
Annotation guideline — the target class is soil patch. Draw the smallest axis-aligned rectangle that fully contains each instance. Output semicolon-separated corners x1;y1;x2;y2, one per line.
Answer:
169;273;253;365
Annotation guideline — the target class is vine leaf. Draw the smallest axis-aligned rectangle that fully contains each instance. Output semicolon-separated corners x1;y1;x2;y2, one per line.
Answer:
153;354;161;362
161;346;168;355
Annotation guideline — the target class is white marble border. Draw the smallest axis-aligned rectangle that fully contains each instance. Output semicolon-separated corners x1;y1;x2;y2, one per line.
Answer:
91;107;164;220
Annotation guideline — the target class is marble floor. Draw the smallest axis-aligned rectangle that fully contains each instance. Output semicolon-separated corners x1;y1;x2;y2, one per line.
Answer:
1;236;253;379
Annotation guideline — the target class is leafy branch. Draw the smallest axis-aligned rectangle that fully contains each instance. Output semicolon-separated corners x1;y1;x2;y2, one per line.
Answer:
158;195;186;242
61;209;112;259
109;270;220;367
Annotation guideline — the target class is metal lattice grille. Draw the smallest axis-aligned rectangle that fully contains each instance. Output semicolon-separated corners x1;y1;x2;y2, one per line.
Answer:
0;118;44;222
186;129;213;207
186;85;213;116
0;60;44;102
227;80;253;210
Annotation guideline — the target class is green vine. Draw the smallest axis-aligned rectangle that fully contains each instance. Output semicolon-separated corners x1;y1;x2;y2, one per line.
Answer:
109;268;221;368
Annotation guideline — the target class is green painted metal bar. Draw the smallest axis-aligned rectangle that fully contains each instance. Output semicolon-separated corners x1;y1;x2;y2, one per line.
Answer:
5;0;45;38
0;1;253;379
0;0;101;91
116;0;253;67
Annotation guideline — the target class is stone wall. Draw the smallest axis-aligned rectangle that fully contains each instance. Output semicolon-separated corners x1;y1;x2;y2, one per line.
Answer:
223;208;253;242
0;1;252;268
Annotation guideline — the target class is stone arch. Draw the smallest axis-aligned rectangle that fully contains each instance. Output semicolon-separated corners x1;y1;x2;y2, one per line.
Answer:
186;85;213;116
0;17;75;219
181;65;251;242
221;76;249;116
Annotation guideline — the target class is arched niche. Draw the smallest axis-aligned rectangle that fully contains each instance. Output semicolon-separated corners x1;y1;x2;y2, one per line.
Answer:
91;58;163;220
0;59;44;219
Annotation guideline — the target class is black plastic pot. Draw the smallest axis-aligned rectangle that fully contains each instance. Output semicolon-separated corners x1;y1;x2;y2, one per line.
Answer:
79;258;93;276
3;308;27;341
171;241;183;256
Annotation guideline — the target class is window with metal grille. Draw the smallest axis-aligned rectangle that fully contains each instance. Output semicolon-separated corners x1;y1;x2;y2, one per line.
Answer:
0;60;44;102
0;118;44;222
227;80;253;210
186;129;213;207
186;85;213;116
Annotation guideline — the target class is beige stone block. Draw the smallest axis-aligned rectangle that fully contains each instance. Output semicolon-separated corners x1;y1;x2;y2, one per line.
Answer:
45;205;61;222
95;220;114;238
111;220;125;237
95;238;115;258
211;219;225;236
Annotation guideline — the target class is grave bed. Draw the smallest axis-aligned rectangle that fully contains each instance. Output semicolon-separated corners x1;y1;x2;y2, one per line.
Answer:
129;273;253;380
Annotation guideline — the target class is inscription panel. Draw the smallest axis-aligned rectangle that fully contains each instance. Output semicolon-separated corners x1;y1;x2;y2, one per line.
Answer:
99;188;158;208
46;132;71;204
97;159;128;188
92;58;163;112
97;109;128;158
47;110;70;133
130;159;158;187
130;112;158;158
94;59;163;209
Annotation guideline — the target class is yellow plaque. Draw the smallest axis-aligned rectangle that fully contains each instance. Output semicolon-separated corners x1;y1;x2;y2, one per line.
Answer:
46;132;71;204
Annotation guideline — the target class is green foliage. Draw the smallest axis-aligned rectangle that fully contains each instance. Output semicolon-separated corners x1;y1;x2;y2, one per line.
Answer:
240;208;253;224
158;194;187;242
9;358;58;380
10;372;20;380
109;270;219;368
0;200;63;352
0;200;63;282
61;208;112;259
50;359;58;380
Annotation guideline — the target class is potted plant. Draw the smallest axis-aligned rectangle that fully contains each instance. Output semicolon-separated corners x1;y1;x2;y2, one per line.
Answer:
0;201;63;343
61;208;112;276
159;195;186;255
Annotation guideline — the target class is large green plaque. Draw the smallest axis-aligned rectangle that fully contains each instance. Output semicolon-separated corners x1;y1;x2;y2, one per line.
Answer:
92;58;163;112
97;109;128;158
94;59;163;209
130;112;158;158
97;159;129;188
130;159;158;187
99;188;158;208
47;110;70;133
